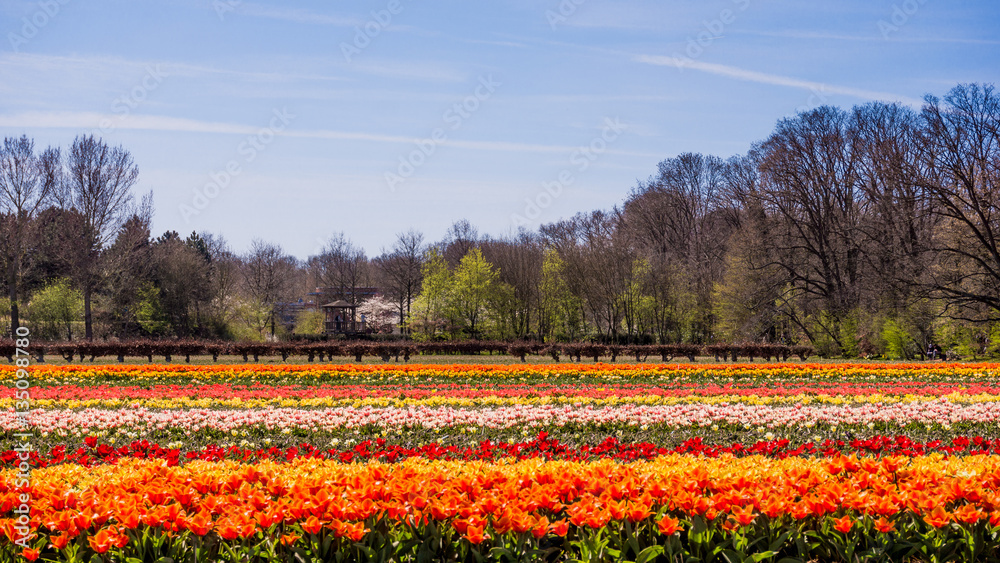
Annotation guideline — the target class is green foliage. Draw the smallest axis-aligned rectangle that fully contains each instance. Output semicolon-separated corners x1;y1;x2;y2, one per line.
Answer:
229;297;272;342
448;247;499;338
407;248;453;339
539;248;583;342
934;318;986;360
483;281;518;340
292;309;325;336
28;278;83;340
616;258;650;338
882;318;914;360
6;507;1000;562
837;314;860;358
136;282;170;336
407;247;501;340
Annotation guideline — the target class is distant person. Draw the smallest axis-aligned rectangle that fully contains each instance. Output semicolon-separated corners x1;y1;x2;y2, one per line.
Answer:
335;314;342;331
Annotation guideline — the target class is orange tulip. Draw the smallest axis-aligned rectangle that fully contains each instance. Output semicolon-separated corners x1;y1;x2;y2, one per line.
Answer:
873;517;896;533
531;516;549;539
301;516;323;535
464;523;487;545
88;527;114;554
831;515;853;534
21;548;40;561
186;511;213;536
626;505;652;523
49;533;70;550
280;533;299;546
216;518;243;541
952;505;983;524
790;503;810;520
343;521;367;542
657;515;681;535
924;506;951;528
731;505;756;527
118;510;141;529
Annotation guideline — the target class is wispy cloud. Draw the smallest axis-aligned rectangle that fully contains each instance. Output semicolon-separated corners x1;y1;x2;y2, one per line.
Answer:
345;59;467;83
738;29;1000;45
634;54;924;106
0;111;659;157
236;3;360;26
0;52;351;85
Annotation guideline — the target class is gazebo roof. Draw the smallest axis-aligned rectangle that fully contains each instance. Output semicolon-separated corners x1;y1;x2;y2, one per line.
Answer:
321;300;355;308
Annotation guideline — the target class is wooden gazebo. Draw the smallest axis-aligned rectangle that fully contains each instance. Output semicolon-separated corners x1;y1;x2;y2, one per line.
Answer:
321;300;365;334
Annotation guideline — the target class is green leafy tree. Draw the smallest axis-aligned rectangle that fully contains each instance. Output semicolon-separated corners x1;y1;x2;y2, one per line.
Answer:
28;278;82;340
448;248;499;339
292;309;324;336
407;248;452;339
538;248;582;341
484;281;518;340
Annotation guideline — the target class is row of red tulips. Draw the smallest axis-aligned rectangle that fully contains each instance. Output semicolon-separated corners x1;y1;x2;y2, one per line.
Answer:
4;434;1000;469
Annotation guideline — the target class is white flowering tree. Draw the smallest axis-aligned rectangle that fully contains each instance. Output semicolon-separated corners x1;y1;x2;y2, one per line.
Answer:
357;295;398;333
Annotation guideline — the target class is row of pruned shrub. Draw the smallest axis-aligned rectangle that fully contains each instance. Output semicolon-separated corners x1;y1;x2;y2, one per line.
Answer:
0;338;814;363
704;343;814;362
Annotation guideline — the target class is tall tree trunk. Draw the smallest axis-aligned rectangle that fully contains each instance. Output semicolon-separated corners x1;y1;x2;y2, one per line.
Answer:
7;260;18;337
84;287;93;340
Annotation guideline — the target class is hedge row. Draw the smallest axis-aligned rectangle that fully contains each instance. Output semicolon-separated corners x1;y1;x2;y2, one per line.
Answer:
0;339;813;364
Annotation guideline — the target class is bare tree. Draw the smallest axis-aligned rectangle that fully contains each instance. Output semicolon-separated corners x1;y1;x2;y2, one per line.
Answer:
440;219;479;266
621;153;732;342
202;233;241;335
480;230;543;339
917;83;1000;319
240;239;297;338
61;135;141;339
541;211;635;340
0;135;58;335
852;102;937;317
374;229;424;335
311;232;369;306
752;106;866;351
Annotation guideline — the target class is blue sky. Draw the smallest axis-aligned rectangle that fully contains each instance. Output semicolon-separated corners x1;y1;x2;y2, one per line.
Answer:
1;0;997;259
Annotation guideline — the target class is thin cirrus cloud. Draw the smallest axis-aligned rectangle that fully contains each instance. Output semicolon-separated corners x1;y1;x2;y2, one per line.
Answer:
0;52;351;86
234;3;361;26
634;54;924;107
738;29;1000;45
0;111;657;157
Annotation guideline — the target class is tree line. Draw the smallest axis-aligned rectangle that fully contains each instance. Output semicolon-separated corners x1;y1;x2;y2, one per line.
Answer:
1;83;998;358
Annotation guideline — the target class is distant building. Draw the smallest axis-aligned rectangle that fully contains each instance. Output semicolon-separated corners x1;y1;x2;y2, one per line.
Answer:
277;287;380;335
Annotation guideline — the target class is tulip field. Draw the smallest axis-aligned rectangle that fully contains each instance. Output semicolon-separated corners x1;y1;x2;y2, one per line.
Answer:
4;362;1000;561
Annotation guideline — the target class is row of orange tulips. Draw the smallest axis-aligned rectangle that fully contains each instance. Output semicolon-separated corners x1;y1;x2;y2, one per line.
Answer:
3;453;1000;561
